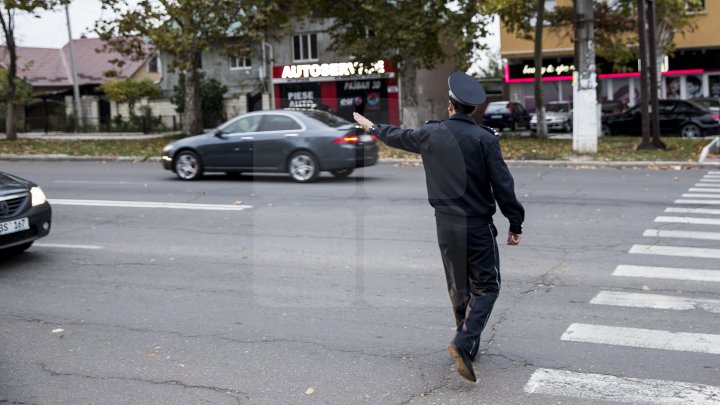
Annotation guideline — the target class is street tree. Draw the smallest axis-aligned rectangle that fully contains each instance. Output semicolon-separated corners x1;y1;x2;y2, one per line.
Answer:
100;78;160;117
484;0;549;137
305;0;491;128
0;0;59;140
95;0;295;135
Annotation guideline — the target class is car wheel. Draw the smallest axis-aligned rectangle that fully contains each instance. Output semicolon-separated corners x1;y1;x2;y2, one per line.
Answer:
174;150;203;181
288;151;319;183
330;168;354;178
601;124;612;136
564;121;572;133
509;122;516;132
680;123;701;138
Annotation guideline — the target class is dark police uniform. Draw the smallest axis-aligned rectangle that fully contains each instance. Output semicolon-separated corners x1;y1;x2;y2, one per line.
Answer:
368;73;525;369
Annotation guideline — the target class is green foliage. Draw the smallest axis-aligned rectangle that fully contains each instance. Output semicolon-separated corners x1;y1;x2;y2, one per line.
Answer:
170;74;227;127
305;0;490;75
0;68;33;106
100;79;161;115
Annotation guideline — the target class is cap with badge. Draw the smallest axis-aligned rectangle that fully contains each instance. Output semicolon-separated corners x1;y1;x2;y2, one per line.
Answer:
448;72;486;107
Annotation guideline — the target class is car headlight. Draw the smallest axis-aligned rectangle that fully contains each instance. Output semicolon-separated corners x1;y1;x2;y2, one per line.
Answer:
30;186;47;206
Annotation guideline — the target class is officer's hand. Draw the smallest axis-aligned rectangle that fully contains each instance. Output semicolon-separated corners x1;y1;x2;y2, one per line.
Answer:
507;232;522;246
353;112;374;132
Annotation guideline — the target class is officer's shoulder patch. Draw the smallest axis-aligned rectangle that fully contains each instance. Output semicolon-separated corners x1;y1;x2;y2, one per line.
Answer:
479;124;500;137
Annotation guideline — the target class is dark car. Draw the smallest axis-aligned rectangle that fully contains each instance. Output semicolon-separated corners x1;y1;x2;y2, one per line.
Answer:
601;99;720;138
0;171;52;254
162;109;379;183
691;97;720;118
482;101;531;131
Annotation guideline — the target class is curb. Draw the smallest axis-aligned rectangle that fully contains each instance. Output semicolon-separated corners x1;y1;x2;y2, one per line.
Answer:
2;154;720;168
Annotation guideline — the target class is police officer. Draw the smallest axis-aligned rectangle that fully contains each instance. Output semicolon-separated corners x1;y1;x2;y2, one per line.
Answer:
353;72;524;383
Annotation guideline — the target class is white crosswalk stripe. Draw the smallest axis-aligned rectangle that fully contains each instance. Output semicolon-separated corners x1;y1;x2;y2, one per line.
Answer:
675;199;720;205
644;228;720;240
629;244;720;259
699;178;720;183
654;215;720;225
689;187;720;192
693;183;720;187
682;193;720;198
560;323;720;354
613;264;720;282
665;207;720;215
524;368;720;405
590;291;720;313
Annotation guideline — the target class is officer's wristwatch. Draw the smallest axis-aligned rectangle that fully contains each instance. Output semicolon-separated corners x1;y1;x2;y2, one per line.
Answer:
368;124;380;134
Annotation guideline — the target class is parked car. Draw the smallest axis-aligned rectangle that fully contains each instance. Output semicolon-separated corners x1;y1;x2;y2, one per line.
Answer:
601;99;720;138
0;171;52;254
162;109;379;183
482;101;531;131
530;101;573;132
601;99;628;115
691;97;720;119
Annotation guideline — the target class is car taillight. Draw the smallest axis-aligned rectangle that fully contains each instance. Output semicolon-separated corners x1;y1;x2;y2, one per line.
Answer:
713;114;720;122
333;135;359;144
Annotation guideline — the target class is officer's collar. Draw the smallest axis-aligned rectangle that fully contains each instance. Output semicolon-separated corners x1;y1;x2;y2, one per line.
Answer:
449;113;476;124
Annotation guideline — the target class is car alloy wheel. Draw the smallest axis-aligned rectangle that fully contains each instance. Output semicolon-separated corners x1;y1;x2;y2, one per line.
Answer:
601;125;612;136
174;150;203;180
680;124;701;138
288;151;319;183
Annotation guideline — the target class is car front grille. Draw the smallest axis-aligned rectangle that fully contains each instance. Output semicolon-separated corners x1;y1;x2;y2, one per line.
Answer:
0;192;28;219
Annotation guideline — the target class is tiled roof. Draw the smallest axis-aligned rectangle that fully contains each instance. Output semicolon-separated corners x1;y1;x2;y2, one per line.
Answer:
0;37;151;87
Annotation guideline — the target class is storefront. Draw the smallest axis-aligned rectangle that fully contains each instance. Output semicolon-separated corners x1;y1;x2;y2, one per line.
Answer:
504;49;720;111
272;60;400;126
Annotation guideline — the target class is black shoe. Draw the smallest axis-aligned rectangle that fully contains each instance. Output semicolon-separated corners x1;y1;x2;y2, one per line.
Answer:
447;344;476;382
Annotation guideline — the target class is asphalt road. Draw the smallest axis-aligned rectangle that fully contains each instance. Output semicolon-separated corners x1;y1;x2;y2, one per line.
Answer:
1;161;719;404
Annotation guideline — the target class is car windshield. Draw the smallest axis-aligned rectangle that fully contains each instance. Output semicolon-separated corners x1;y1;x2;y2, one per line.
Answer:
486;102;509;113
546;103;570;113
298;110;351;128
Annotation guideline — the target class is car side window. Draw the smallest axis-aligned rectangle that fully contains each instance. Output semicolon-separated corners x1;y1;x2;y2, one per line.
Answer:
672;102;691;113
258;115;302;132
222;115;262;134
658;101;677;114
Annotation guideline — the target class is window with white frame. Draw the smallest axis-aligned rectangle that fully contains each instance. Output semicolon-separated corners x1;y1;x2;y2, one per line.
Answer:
230;56;251;70
687;0;705;12
293;33;318;62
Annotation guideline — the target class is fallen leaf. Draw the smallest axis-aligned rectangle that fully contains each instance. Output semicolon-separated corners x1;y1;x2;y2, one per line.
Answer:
641;285;651;291
305;387;315;395
51;328;64;334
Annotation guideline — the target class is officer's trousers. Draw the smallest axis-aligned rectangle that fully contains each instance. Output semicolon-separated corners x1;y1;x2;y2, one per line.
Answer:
435;213;500;360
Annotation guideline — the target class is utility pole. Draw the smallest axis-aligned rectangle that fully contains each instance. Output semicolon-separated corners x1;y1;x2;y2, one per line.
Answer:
646;0;665;149
636;0;651;148
572;0;598;154
65;3;82;131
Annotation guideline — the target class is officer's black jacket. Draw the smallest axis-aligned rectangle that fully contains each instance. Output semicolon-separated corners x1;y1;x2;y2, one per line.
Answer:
374;113;525;234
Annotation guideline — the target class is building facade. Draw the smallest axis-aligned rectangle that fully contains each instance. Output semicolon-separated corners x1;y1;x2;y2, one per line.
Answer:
500;0;718;111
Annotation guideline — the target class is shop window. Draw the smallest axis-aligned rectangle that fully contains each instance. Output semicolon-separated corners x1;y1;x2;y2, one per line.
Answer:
293;33;318;62
230;56;252;70
709;76;720;98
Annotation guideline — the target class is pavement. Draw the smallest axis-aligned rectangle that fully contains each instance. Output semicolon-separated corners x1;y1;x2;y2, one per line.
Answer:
1;131;719;168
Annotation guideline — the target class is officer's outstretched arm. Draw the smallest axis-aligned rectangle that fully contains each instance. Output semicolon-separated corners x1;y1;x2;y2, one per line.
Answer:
353;112;421;154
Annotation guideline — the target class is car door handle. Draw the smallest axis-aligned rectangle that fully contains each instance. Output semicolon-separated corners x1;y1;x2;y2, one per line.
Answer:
284;133;299;137
241;136;254;140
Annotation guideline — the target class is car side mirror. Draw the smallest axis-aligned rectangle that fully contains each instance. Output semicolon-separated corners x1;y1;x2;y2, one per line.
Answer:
213;128;225;138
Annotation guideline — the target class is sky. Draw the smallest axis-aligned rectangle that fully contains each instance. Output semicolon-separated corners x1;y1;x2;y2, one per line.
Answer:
11;0;500;71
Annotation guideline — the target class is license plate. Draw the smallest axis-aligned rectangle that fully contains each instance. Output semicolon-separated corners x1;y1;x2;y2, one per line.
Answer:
491;115;503;119
0;217;29;236
359;135;373;142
